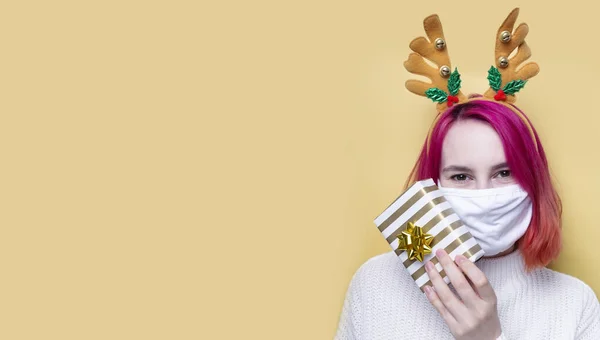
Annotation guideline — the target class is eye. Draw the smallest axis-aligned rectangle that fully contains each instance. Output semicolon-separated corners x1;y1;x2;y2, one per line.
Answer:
450;174;469;181
495;170;512;178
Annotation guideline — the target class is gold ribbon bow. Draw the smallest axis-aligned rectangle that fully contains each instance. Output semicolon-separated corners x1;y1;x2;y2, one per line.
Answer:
397;222;434;262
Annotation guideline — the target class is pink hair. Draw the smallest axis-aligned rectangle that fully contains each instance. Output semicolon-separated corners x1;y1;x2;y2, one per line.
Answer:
405;98;562;269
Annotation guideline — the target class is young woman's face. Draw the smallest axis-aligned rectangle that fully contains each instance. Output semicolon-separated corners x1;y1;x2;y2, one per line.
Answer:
439;119;516;189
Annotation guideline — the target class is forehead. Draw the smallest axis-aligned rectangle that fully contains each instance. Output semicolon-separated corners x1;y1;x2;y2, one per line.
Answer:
441;119;506;167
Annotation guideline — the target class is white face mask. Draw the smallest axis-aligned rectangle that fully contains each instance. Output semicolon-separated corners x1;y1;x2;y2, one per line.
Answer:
437;183;533;256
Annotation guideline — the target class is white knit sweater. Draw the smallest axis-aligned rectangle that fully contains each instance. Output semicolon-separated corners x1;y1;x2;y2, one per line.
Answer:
334;250;600;339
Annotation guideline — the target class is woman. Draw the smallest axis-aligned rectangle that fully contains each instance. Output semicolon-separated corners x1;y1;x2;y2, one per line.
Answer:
334;98;600;340
335;9;600;340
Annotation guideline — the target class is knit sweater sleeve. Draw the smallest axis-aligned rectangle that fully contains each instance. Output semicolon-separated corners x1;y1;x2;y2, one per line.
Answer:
575;282;600;340
334;264;366;340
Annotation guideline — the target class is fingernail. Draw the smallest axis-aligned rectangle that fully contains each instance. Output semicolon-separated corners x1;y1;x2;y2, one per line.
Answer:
455;255;466;265
424;285;432;296
436;249;447;257
425;261;434;271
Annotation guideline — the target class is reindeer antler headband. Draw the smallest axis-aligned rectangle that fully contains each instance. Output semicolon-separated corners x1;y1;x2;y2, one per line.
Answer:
405;8;539;150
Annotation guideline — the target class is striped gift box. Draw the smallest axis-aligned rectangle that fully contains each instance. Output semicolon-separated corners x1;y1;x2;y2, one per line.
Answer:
374;178;485;291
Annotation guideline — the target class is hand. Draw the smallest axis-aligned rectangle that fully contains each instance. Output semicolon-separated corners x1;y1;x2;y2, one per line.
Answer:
424;249;502;340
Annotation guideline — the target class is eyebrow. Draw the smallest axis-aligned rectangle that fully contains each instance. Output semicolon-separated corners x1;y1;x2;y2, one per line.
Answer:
490;162;509;172
442;165;472;173
442;162;509;173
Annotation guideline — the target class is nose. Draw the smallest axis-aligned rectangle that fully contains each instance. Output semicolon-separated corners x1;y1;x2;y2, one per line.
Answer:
475;179;493;190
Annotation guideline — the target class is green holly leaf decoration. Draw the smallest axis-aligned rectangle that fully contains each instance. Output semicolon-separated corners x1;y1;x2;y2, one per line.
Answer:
425;88;448;103
487;66;502;91
447;68;461;96
502;80;527;95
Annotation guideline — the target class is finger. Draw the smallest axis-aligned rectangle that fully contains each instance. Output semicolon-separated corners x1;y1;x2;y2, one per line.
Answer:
437;249;479;308
425;259;466;320
455;254;496;302
424;285;459;329
466;276;481;299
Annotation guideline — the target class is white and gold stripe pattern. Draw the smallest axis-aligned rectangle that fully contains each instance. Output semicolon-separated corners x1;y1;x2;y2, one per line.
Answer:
374;179;485;291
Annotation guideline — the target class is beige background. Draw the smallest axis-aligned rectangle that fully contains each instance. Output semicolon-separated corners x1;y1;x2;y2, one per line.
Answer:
1;0;598;339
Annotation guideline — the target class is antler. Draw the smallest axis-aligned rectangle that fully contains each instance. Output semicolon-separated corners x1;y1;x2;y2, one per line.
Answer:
484;8;540;103
404;14;465;112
